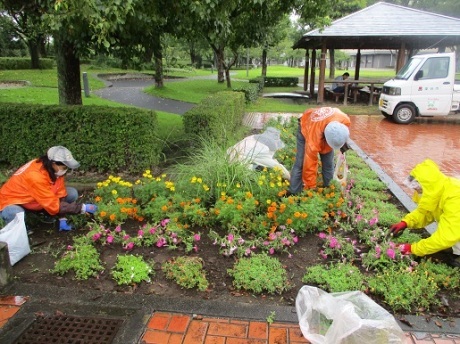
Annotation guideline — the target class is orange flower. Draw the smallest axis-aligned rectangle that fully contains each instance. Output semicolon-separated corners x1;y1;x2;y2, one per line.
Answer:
95;196;102;202
109;213;116;221
236;204;243;210
161;205;168;211
286;218;293;225
294;211;301;218
99;211;107;218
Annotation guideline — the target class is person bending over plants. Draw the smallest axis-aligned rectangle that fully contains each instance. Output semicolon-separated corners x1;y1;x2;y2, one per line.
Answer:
288;107;351;195
0;146;97;231
390;159;460;267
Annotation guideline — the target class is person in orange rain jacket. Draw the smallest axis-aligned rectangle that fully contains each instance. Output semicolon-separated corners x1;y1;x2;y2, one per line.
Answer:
288;107;351;194
0;146;97;232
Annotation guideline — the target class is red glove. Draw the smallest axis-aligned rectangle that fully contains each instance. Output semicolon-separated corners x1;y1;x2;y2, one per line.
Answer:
398;243;412;255
390;221;407;237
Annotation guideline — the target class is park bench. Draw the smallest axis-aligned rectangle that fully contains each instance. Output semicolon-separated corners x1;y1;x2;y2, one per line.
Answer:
324;87;344;103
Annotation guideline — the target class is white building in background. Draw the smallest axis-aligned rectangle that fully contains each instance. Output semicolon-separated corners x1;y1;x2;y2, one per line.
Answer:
346;49;397;69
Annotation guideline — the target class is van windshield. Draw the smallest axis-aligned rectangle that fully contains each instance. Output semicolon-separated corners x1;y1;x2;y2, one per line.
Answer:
395;57;423;80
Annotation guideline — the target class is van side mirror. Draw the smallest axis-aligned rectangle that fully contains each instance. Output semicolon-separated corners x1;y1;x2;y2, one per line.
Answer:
414;70;423;81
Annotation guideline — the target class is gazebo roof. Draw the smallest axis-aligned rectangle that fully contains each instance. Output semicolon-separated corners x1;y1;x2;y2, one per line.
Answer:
293;2;460;50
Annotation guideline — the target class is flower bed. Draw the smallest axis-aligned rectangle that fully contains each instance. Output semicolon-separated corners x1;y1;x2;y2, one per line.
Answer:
16;117;460;317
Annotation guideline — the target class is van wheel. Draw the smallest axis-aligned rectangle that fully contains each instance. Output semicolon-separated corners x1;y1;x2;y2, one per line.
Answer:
393;104;416;124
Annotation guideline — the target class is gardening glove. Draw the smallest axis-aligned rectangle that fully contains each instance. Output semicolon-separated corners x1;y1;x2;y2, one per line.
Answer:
340;142;350;154
398;243;412;255
390;221;407;237
59;218;74;231
81;203;98;214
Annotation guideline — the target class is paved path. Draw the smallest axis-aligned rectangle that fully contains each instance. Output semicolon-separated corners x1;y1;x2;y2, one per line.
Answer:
2;81;460;344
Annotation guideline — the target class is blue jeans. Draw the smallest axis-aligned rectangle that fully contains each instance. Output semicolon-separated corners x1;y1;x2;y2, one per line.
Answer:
289;124;335;194
0;187;78;224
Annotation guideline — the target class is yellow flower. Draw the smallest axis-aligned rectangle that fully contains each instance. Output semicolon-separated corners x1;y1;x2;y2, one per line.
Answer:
111;189;118;195
191;176;197;183
266;199;271;204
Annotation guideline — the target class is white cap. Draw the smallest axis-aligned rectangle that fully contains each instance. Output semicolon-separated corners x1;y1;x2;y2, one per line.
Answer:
255;127;285;151
47;146;80;169
324;122;350;150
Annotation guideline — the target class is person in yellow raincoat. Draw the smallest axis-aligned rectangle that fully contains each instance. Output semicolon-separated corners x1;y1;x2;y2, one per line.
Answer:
390;159;460;267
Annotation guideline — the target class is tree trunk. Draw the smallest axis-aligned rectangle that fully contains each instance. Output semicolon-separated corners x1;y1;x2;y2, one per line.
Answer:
215;46;225;83
54;33;82;105
152;36;164;88
261;48;268;77
28;39;40;69
225;68;231;88
153;43;164;88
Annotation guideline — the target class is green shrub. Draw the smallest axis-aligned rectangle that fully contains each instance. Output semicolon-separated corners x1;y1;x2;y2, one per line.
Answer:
111;254;154;285
52;236;104;280
302;262;366;292
0;103;161;173
263;77;299;87
232;83;259;103
162;256;209;291
228;253;290;294
182;91;245;146
0;57;54;70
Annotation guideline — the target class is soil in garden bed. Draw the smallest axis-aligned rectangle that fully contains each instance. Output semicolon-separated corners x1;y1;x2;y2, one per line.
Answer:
13;211;460;321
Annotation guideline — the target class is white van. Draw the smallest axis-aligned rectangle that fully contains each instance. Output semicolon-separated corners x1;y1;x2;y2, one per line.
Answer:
379;52;460;124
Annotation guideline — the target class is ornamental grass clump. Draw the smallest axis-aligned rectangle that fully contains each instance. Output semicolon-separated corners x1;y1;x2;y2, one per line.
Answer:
111;254;154;286
52;236;104;280
228;253;290;294
162;256;209;291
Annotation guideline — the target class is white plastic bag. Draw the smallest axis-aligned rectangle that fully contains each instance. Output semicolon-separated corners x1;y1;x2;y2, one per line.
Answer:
333;152;348;192
296;286;405;344
0;212;30;265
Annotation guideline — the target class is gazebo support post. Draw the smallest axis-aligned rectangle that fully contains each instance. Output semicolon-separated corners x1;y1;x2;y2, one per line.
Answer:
355;49;361;80
396;42;406;72
309;49;316;98
303;50;310;92
317;44;327;104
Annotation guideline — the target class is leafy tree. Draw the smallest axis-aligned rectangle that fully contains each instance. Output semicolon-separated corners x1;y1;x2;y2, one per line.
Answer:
0;0;48;67
0;14;27;57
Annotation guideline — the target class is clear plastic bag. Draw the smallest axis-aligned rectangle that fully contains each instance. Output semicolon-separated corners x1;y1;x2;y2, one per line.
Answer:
296;286;405;344
333;152;348;192
0;212;30;265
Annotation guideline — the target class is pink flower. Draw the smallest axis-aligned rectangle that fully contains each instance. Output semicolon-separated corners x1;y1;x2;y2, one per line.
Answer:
123;234;130;240
375;245;382;258
156;237;167;247
137;230;144;238
124;242;134;251
369;217;378;226
292;236;299;243
227;234;234;242
92;233;101;241
329;237;338;248
386;248;396;260
269;248;275;255
66;245;73;250
160;218;170;227
106;235;114;244
268;233;277;241
263;241;269;246
237;238;245;245
115;225;122;233
193;245;198;252
193;233;201;242
149;226;157;234
318;232;327;239
319;250;327;259
244;248;251;256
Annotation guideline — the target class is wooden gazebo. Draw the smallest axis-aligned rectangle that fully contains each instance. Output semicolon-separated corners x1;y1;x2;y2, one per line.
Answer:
293;2;460;103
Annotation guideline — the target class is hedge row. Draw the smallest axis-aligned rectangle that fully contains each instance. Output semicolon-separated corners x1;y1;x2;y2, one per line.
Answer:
263;76;299;87
182;91;246;145
0;57;54;70
0;104;161;173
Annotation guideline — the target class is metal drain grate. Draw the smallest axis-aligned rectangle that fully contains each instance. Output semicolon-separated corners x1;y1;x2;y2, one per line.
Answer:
14;315;123;344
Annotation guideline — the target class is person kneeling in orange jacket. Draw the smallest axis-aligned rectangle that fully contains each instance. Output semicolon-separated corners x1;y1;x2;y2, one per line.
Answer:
0;146;97;231
390;159;460;267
